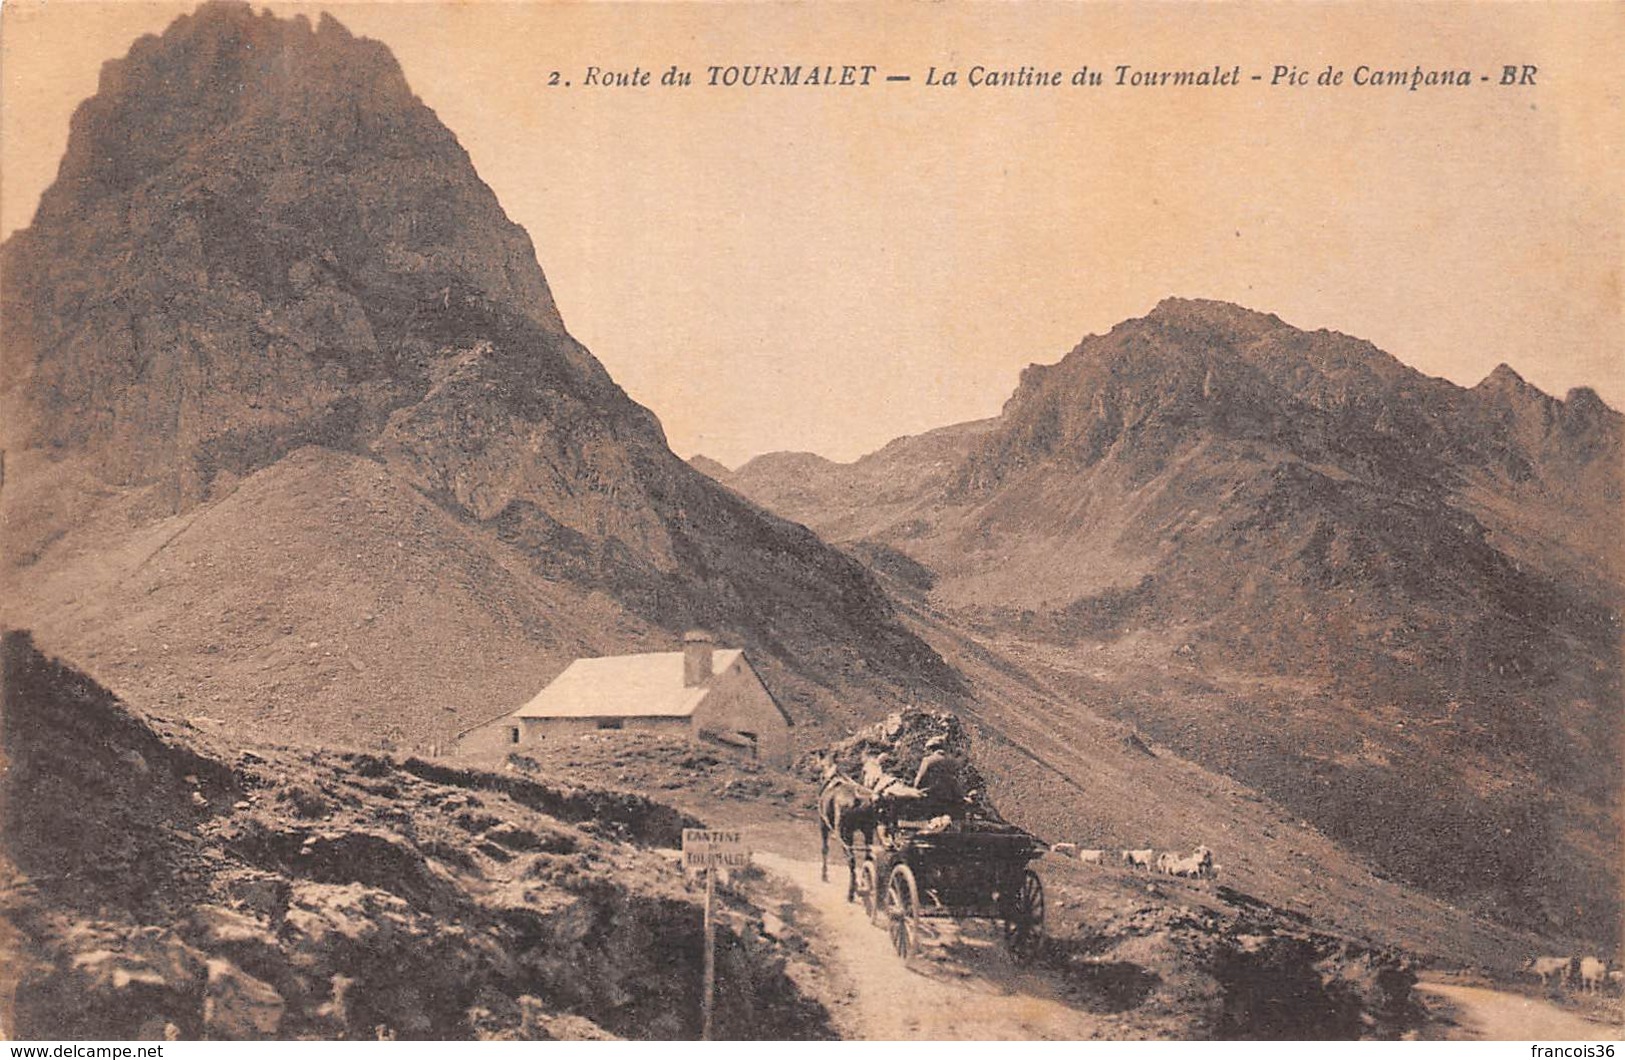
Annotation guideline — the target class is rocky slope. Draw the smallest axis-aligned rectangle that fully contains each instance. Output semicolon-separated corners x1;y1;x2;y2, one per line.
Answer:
2;632;1552;1041
0;1;955;748
0;632;833;1040
702;298;1623;948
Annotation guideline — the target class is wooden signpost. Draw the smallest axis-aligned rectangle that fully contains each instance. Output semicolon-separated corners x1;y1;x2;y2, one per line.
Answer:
681;828;751;1040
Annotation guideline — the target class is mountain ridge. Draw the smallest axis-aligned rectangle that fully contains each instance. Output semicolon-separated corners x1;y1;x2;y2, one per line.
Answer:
706;297;1623;947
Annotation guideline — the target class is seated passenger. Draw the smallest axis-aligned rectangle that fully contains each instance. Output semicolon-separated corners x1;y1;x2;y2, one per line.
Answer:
914;735;968;818
863;752;925;833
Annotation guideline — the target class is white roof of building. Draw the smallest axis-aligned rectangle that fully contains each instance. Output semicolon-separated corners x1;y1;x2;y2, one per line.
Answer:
513;649;746;720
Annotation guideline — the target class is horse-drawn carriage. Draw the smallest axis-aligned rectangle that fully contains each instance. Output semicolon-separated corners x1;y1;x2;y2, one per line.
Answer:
820;768;1047;960
861;817;1048;960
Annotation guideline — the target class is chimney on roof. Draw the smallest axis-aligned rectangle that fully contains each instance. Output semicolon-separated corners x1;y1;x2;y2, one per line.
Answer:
683;630;715;687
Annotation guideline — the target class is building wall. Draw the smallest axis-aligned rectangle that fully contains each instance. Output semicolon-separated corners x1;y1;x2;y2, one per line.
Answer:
519;716;691;742
451;713;693;754
691;658;792;767
451;713;528;757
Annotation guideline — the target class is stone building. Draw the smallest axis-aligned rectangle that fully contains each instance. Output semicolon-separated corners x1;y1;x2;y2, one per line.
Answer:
455;632;792;766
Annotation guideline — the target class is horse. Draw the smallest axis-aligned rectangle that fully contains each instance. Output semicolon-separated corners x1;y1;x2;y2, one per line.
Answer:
818;765;880;903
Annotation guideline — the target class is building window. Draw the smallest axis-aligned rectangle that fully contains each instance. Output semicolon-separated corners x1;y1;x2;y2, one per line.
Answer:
508;727;521;745
597;718;624;730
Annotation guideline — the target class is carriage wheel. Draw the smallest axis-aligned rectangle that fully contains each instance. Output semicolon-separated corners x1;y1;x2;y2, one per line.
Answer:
859;859;880;922
886;864;920;959
1002;869;1045;960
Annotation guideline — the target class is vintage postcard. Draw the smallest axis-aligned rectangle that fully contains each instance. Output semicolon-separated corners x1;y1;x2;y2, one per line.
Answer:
1;0;1620;1043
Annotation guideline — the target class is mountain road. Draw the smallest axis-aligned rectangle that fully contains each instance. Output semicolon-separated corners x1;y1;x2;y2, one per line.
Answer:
756;851;1101;1040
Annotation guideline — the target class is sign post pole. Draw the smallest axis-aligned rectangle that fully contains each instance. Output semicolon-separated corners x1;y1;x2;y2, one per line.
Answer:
702;864;716;1041
681;828;749;1042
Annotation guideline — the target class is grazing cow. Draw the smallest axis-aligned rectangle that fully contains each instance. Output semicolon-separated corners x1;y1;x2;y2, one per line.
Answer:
1077;849;1106;864
1122;849;1155;870
1523;956;1571;990
818;768;879;903
1577;957;1607;995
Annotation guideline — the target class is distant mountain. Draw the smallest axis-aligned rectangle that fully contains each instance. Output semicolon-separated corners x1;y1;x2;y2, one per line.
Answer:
717;297;1623;946
686;454;734;481
0;1;957;744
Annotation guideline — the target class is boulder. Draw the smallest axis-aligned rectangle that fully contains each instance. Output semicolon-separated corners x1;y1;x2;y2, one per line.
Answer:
202;959;285;1039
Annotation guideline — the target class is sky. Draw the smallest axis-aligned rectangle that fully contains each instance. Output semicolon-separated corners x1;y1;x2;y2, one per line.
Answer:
3;1;1622;467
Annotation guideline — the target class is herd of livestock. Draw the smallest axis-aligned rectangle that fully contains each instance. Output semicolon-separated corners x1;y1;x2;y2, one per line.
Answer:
1523;954;1622;996
1050;843;1217;878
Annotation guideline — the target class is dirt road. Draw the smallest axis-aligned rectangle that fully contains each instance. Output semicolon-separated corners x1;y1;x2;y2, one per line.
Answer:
757;852;1101;1040
1417;982;1621;1041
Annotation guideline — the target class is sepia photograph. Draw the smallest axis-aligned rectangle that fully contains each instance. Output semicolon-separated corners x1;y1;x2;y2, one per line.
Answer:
1;0;1621;1043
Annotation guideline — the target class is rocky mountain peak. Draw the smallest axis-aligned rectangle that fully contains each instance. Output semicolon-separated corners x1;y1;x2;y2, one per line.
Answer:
1477;362;1534;392
964;299;1427;491
1141;296;1289;339
1468;366;1620;466
40;2;412;228
1564;385;1611;417
1555;385;1622;458
1472;363;1559;417
3;2;581;475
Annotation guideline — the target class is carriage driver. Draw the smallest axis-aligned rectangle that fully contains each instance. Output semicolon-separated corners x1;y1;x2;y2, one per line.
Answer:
914;735;969;818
